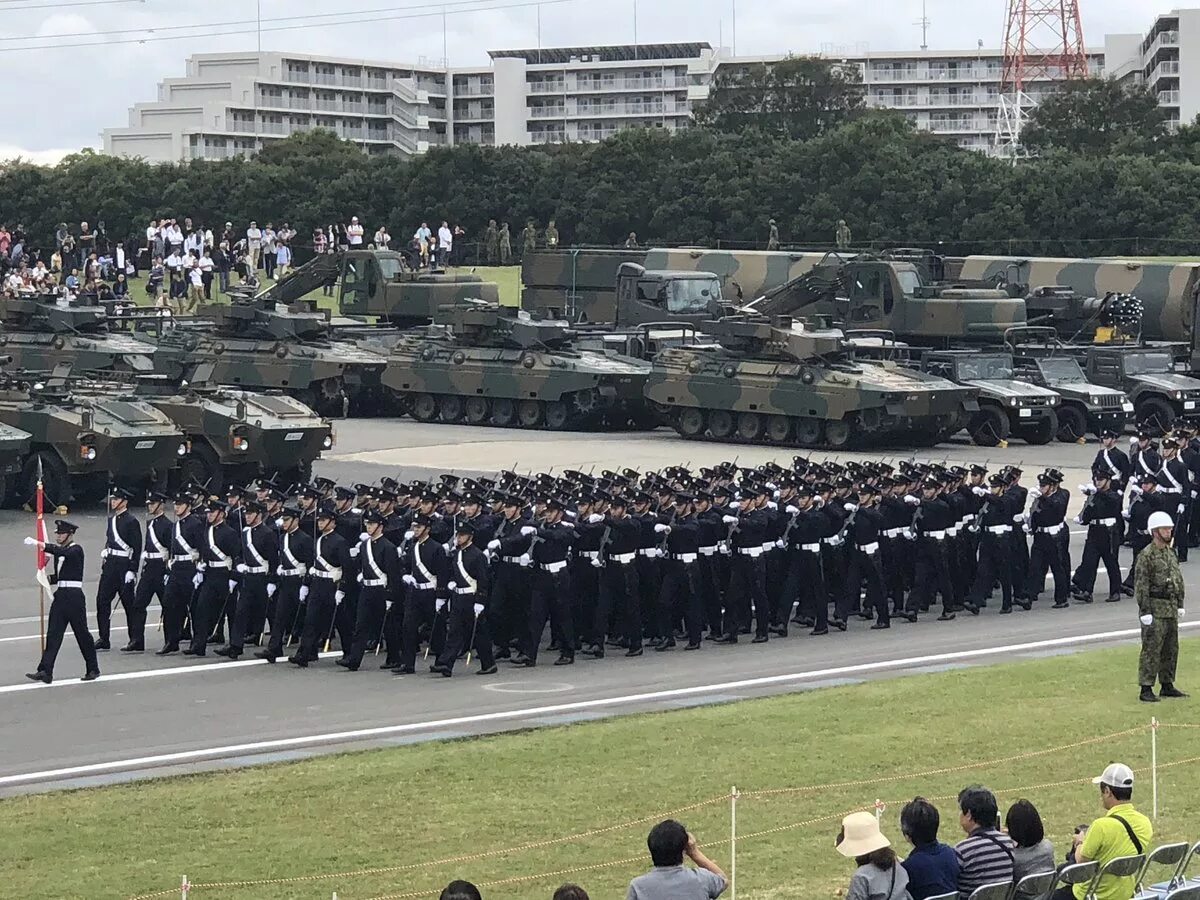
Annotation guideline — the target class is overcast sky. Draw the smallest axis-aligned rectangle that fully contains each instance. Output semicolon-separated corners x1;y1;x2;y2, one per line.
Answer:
0;0;1152;161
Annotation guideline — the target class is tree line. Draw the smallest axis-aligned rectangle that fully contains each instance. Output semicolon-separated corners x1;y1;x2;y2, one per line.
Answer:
3;75;1200;260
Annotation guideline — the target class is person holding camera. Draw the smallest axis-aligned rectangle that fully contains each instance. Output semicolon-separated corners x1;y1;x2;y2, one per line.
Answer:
627;820;726;899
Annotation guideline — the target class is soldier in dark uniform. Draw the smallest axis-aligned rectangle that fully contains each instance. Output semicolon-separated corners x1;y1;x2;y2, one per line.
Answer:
818;481;851;630
1130;428;1162;485
394;513;446;674
878;477;911;615
1070;470;1123;604
1157;436;1191;561
333;487;364;659
432;521;497;677
1094;430;1132;491
846;484;887;629
1005;467;1031;604
220;500;278;660
906;477;956;621
257;506;313;663
94;487;143;651
290;502;348;667
967;474;1024;612
656;492;703;650
1024;470;1071;608
571;493;606;650
722;483;772;643
185;500;241;657
786;485;829;634
1182;422;1200;547
25;520;100;684
158;493;205;655
485;494;533;659
631;491;663;645
585;494;642;657
515;497;577;666
1123;473;1166;595
128;490;172;652
339;508;401;671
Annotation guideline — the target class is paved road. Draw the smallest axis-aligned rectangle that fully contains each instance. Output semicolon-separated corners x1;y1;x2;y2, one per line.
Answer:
0;421;1187;796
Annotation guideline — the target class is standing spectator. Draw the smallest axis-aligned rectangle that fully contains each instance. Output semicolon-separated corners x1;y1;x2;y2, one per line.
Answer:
60;231;76;270
214;241;231;294
427;234;438;270
415;221;432;245
836;811;911;900
347;216;364;247
545;218;559;248
165;248;185;304
438;221;453;267
900;797;959;900
767;218;780;250
199;247;215;300
184;225;204;259
484;219;498;265
1005;800;1055;897
374;224;392;249
313;227;328;256
954;786;1015;899
625;231;639;249
0;224;10;258
165;219;184;255
50;248;63;280
147;256;164;301
521;219;537;258
275;240;292;278
262;223;277;280
246;221;262;270
452;223;466;265
553;887;588;900
153;220;166;260
186;259;204;312
55;222;70;251
1136;510;1188;702
439;882;482;900
626;820;726;899
499;222;511;264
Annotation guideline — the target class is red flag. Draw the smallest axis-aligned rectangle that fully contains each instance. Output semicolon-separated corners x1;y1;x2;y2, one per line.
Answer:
35;456;48;588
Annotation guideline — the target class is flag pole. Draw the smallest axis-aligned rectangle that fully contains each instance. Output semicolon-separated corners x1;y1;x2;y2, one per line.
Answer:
36;457;47;651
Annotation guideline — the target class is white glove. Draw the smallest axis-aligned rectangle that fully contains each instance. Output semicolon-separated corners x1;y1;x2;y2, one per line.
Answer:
520;525;536;536
124;571;135;584
830;535;843;546
228;579;238;592
192;573;203;588
843;502;856;512
23;536;39;546
267;584;277;598
517;553;532;567
1074;515;1084;526
442;543;454;554
904;495;920;506
163;574;169;586
356;572;364;583
100;548;111;559
1079;483;1095;495
487;539;501;550
236;563;248;573
274;517;284;529
767;501;778;510
766;482;778;491
1140;613;1154;626
786;505;799;515
1179;505;1187;515
335;590;345;602
435;598;446;612
587;513;604;524
1130;436;1139;447
722;515;738;524
718;540;730;554
1123;510;1132;520
402;574;416;586
473;603;484;616
348;546;360;558
404;530;414;541
307;566;318;576
775;539;786;548
299;585;309;600
654;523;669;533
197;562;207;572
591;558;603;568
972;486;987;497
358;532;369;542
447;581;457;590
730;501;741;511
1178;608;1186;619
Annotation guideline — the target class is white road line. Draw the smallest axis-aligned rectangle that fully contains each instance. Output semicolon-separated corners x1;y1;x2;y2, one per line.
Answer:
0;622;163;645
3;622;1196;787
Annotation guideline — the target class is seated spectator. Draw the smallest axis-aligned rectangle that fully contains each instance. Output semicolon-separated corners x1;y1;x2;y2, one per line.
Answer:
1006;799;1054;896
836;811;912;900
900;797;958;900
553;885;589;900
627;819;727;899
439;881;482;900
954;785;1015;899
1053;763;1152;900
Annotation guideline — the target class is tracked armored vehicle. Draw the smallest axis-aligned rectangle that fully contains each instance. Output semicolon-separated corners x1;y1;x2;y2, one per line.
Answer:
0;295;157;372
644;316;977;449
382;303;653;430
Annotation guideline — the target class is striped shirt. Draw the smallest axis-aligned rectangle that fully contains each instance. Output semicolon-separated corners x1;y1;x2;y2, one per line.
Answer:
954;828;1015;898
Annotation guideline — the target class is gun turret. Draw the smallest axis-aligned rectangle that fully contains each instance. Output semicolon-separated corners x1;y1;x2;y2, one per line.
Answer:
433;301;575;350
0;295;109;332
701;315;846;361
199;299;333;342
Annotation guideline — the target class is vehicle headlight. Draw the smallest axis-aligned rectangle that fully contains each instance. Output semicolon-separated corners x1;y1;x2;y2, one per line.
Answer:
322;433;333;450
1090;396;1100;405
176;443;188;457
232;436;250;452
80;445;97;461
1009;398;1018;407
1176;391;1184;400
1049;396;1058;405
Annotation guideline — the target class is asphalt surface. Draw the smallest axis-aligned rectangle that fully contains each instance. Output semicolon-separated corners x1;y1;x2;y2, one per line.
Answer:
0;420;1193;797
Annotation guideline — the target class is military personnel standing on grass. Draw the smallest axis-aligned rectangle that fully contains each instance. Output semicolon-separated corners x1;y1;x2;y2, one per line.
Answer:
484;219;499;265
1135;511;1188;703
767;218;780;251
836;219;852;250
499;222;512;265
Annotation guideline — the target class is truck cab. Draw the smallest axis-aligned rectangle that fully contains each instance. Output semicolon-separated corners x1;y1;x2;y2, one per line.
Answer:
337;250;498;326
1083;345;1200;434
613;264;728;327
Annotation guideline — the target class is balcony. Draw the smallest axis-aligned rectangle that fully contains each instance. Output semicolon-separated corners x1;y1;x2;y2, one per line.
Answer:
530;131;567;143
871;94;918;107
574;102;675;117
530;105;566;118
1160;89;1181;105
530;81;566;93
283;70;310;85
367;76;390;90
286;97;311;111
259;121;286;135
455;107;495;121
343;101;365;114
1150;60;1181;82
454;83;494;96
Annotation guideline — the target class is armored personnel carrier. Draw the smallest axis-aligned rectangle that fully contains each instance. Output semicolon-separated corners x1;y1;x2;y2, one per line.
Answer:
0;422;32;503
382;302;653;430
0;368;186;507
0;295;157;372
137;297;387;416
644;316;977;449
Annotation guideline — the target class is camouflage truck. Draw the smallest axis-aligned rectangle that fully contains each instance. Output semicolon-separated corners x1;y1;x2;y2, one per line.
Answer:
0;422;32;504
138;298;388;417
382;302;653;430
0;295;157;373
644;316;977;449
918;350;1062;447
1074;345;1200;435
0;369;186;507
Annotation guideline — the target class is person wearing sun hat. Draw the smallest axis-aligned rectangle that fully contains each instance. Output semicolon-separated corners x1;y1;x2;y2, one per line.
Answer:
836;811;911;900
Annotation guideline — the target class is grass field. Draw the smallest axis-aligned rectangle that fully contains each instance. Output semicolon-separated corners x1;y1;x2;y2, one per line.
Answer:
3;640;1198;900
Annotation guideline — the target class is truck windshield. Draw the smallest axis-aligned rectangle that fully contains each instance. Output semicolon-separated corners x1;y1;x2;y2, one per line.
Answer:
1122;352;1173;375
668;277;722;314
956;356;1014;380
1037;358;1085;382
895;269;922;295
377;257;405;280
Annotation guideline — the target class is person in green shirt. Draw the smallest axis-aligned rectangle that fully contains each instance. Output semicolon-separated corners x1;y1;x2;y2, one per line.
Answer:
1054;763;1152;900
1134;511;1188;702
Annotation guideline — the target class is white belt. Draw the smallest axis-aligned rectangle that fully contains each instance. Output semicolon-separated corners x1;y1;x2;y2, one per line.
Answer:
673;553;698;563
923;530;946;540
278;566;306;577
410;581;436;590
698;546;718;556
822;537;840;545
206;560;232;569
801;542;821;552
172;555;197;565
310;568;343;580
610;552;636;564
857;542;879;554
739;547;763;557
577;550;601;559
55;581;84;589
883;528;906;538
146;551;169;563
760;541;775;551
105;548;132;558
539;560;568;573
362;577;388;587
986;525;1011;535
1038;523;1065;535
1160;487;1182;494
501;556;524;564
946;526;960;537
453;586;477;594
637;548;657;557
243;565;269;575
1093;517;1118;527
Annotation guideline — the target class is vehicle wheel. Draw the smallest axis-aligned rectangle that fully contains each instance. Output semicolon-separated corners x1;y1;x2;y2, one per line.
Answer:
1137;397;1176;436
794;417;823;447
1055;405;1089;443
707;410;735;440
464;397;491;425
825;417;852;449
491;398;517;427
438;394;464;423
15;451;70;510
517;400;545;428
676;408;706;438
178;442;223;494
968;406;1010;447
411;393;439;423
1022;408;1058;446
278;462;313;489
765;415;792;443
736;412;763;442
571;389;600;415
544;401;571;430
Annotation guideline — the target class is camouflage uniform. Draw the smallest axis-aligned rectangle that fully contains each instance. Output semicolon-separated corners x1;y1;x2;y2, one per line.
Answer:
545;221;559;248
835;220;851;250
484;221;499;265
499;224;512;265
767;220;780;251
1134;542;1184;688
521;223;537;258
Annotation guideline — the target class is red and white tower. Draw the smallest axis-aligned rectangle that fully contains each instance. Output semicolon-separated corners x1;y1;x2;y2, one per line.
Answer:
994;0;1089;157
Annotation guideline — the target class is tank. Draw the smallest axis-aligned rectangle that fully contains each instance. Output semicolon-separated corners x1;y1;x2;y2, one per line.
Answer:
0;369;186;508
0;422;33;503
137;297;388;417
381;302;653;430
0;295;157;372
644;316;978;449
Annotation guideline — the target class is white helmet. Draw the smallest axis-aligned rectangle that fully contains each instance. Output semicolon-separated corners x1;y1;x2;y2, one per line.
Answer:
1148;511;1175;532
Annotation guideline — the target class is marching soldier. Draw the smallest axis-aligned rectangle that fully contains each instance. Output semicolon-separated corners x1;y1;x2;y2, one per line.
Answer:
257;506;313;663
1024;470;1071;608
25;520;100;684
1123;473;1165;595
723;482;772;642
290;502;347;667
967;474;1024;612
1071;470;1123;604
515;497;576;666
221;500;278;660
1130;429;1162;484
846;483;887;628
185;500;240;657
907;478;955;621
587;494;642;657
1136;511;1188;702
394;513;446;674
656;492;704;650
878;477;911;615
159;493;205;655
1094;429;1132;491
339;508;401;671
1157;436;1191;561
94;486;142;651
432;521;497;676
127;490;172;652
486;494;533;660
1005;467;1031;605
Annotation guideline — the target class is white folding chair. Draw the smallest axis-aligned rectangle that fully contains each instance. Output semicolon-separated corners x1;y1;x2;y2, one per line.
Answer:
968;882;1015;900
925;894;958;900
1134;842;1192;899
1165;886;1200;900
1085;854;1147;900
1049;861;1100;900
1010;870;1056;900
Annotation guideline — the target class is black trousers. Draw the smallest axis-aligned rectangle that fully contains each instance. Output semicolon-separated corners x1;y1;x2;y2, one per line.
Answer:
846;548;886;624
659;560;703;645
95;561;134;644
794;549;828;628
635;556;660;639
37;588;99;677
397;586;439;668
880;538;906;611
1072;527;1121;598
130;563;167;648
698;555;724;634
910;538;954;614
265;578;305;657
569;559;598;646
969;533;1012;608
728;552;769;637
346;585;389;667
297;579;338;660
190;571;232;653
527;568;574;661
436;596;494;672
1011;531;1030;599
1027;531;1069;601
333;581;359;655
1123;533;1152;590
162;563;196;646
229;574;270;652
489;564;529;652
598;560;641;649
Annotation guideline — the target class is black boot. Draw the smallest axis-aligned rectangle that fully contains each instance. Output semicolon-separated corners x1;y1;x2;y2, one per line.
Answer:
1140;685;1160;703
1161;683;1190;699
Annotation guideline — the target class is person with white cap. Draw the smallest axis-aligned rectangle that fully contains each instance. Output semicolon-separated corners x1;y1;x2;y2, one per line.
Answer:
1054;763;1152;900
1134;510;1187;703
835;810;911;900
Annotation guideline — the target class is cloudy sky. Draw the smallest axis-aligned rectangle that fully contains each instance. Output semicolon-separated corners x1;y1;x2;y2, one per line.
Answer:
1;0;1151;160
